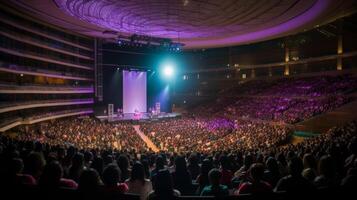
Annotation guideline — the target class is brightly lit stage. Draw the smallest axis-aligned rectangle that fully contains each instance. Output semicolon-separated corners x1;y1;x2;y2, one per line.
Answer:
95;112;181;122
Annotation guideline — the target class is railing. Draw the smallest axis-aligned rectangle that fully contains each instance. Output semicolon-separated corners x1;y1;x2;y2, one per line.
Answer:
0;12;93;51
0;29;93;60
0;98;94;114
26;108;93;121
0;43;93;70
0;108;93;132
0;62;93;81
0;83;94;94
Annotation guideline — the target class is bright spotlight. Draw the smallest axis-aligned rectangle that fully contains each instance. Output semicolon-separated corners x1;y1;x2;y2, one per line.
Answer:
163;65;174;77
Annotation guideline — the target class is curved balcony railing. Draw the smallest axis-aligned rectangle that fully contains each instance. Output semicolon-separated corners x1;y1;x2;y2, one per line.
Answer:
0;13;93;51
0;83;94;94
0;98;94;113
0;29;93;60
0;62;93;81
0;108;93;132
0;42;93;71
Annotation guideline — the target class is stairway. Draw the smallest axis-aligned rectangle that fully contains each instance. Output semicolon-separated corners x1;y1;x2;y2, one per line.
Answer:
133;125;160;152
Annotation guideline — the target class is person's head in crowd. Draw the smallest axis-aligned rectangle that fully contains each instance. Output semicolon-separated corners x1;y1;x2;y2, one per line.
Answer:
24;152;46;179
244;154;253;169
266;157;279;174
250;163;265;182
201;159;213;178
91;157;104;175
117;154;130;182
72;153;84;169
141;159;150;179
288;157;304;177
78;168;102;191
39;161;63;187
84;151;93;167
155;156;165;171
303;154;317;170
152;169;177;198
130;162;146;183
220;155;230;170
102;164;121;186
348;137;357;155
318;155;335;178
9;158;24;175
208;168;222;186
175;156;188;173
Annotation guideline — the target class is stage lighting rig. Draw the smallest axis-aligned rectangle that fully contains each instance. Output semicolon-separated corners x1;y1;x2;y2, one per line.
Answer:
117;34;184;51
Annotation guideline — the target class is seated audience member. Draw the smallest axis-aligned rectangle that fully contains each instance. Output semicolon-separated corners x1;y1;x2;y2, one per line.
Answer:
148;169;180;200
78;168;102;192
275;157;314;194
91;157;104;175
125;162;152;200
263;157;280;187
341;162;357;191
302;153;317;182
276;153;288;176
196;159;213;194
6;158;36;185
219;155;233;188
39;161;77;189
188;154;200;180
102;164;129;193
314;155;340;188
68;153;85;182
23;152;46;181
234;154;253;181
117;155;131;182
201;168;229;197
151;156;166;187
237;163;272;195
83;151;93;169
344;137;357;171
172;156;193;195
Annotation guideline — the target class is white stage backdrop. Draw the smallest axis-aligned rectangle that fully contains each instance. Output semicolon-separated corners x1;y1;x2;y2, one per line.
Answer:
123;70;147;113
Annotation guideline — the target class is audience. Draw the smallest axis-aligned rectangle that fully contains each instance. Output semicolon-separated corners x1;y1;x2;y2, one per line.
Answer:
200;168;229;197
148;169;180;200
102;164;129;193
0;74;356;199
125;162;152;200
236;163;272;195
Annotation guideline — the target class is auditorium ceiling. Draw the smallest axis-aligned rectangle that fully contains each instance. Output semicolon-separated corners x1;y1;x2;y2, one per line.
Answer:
5;0;357;49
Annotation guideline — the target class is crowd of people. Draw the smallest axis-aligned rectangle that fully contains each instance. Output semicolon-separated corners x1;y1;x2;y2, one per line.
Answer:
140;118;291;153
15;118;146;151
221;95;349;123
0;120;356;198
223;74;357;97
193;74;356;124
0;74;356;198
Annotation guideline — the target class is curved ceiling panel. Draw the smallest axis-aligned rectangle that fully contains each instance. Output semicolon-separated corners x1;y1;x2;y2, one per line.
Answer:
5;0;357;48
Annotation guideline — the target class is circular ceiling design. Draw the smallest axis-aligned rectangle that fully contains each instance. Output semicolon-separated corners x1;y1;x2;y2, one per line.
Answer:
55;0;316;39
6;0;357;48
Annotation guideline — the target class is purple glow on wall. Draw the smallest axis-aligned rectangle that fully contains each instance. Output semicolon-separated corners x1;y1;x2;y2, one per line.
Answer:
123;70;147;113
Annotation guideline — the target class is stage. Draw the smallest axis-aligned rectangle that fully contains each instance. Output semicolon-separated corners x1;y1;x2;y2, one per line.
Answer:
95;112;181;122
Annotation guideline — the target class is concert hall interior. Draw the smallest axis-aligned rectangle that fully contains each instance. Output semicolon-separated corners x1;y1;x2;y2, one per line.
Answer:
0;0;357;199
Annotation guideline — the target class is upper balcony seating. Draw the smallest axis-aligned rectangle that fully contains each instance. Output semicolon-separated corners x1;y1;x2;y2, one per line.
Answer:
0;28;93;60
0;83;94;94
0;98;94;114
0;62;93;81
